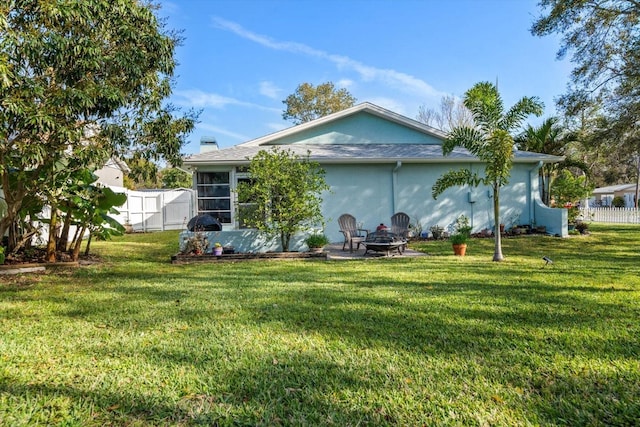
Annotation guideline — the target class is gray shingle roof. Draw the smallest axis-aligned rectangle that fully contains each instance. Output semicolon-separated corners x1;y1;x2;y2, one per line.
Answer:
183;103;564;167
184;144;563;166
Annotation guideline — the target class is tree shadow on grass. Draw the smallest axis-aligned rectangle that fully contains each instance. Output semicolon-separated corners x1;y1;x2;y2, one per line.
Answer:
4;261;638;425
0;354;409;425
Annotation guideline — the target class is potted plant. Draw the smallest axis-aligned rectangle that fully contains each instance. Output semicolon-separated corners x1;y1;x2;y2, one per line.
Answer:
450;232;469;256
450;215;472;256
213;242;223;256
305;233;329;253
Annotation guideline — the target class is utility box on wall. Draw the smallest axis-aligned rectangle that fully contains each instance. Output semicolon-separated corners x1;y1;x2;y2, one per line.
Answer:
468;191;477;203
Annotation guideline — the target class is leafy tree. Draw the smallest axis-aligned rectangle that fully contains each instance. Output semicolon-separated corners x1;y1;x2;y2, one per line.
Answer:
563;109;640;207
71;185;127;260
551;169;593;223
282;82;356;125
160;168;192;189
432;82;543;261
416;95;474;132
123;158;161;189
0;0;197;253
532;1;640;204
532;1;640;117
551;170;593;206
236;147;329;251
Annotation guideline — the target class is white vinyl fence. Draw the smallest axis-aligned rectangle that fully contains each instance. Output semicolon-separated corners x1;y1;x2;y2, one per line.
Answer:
580;207;640;224
20;188;195;246
114;188;196;232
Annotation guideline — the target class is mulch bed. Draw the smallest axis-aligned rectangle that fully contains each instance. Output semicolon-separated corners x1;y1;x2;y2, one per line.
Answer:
0;248;100;276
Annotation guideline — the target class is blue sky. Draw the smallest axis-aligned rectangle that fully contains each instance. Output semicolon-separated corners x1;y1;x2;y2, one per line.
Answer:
159;0;570;154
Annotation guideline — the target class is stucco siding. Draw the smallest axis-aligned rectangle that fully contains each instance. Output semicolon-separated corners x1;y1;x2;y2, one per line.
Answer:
320;162;552;243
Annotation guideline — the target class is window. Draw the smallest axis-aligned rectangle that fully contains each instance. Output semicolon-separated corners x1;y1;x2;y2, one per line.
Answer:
196;172;231;223
236;172;257;229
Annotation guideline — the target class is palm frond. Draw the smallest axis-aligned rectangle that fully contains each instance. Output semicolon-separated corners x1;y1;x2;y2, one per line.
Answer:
500;96;544;131
463;82;504;132
444;127;486;156
557;157;591;177
432;169;484;199
515;116;561;153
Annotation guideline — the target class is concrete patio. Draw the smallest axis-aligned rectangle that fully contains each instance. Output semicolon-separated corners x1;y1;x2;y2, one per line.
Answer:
324;242;429;260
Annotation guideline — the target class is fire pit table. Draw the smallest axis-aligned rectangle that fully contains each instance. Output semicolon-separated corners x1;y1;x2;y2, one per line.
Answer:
362;231;407;257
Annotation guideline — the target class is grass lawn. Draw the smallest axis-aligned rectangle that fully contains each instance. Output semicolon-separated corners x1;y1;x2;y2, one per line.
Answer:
1;224;639;426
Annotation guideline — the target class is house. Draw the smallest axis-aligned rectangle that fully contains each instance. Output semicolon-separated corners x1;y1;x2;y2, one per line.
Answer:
181;102;566;253
590;183;638;207
94;157;130;188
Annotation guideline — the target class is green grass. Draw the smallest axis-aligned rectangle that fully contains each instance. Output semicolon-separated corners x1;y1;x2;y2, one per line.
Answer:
1;224;639;426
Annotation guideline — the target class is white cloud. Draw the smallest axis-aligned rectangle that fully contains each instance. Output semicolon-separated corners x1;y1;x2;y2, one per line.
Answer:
365;97;410;116
198;123;249;142
160;0;180;15
173;89;280;113
174;90;241;108
212;17;446;100
337;79;354;89
265;122;288;132
259;81;281;100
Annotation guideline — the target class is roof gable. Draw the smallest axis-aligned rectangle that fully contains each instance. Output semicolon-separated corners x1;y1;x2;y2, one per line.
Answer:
239;102;446;147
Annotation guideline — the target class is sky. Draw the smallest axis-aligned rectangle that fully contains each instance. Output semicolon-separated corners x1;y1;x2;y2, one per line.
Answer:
158;0;572;154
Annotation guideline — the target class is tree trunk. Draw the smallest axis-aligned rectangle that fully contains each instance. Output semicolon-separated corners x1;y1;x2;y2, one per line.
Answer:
71;226;87;261
84;233;93;256
492;185;504;262
281;232;291;252
46;208;58;263
57;212;72;252
0;171;27;252
635;154;640;209
541;167;551;206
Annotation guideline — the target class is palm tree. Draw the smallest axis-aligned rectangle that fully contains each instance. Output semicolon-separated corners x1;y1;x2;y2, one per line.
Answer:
515;117;588;206
432;82;544;262
516;117;563;205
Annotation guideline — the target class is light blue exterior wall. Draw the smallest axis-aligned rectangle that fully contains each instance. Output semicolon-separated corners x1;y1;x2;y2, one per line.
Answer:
184;110;566;252
184;161;563;252
320;162;549;242
270;113;442;146
179;230;309;254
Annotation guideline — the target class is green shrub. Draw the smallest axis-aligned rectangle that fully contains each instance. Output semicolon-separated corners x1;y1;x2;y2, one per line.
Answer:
576;222;589;234
450;233;469;244
612;196;626;207
430;225;444;239
305;233;329;248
